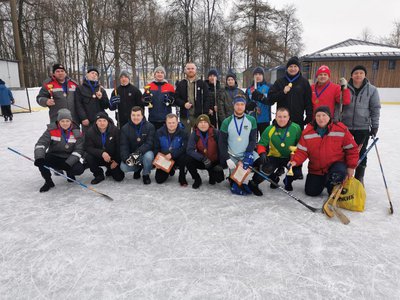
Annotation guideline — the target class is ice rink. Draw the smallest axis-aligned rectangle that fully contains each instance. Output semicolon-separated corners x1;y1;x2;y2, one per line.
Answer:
1;106;399;299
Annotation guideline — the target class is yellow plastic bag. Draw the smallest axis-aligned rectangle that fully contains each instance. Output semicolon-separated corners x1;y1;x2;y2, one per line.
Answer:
336;177;366;212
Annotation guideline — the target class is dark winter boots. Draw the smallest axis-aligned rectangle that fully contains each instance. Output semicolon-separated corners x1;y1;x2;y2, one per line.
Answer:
39;179;55;192
355;165;366;185
133;167;142;179
91;174;105;185
143;175;151;185
192;176;202;189
248;180;263;196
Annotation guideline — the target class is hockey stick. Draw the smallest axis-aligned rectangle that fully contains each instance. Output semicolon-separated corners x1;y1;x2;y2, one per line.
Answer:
371;136;394;214
7;147;113;201
214;77;219;129
322;137;379;219
228;152;321;213
12;103;31;111
113;77;120;130
200;75;204;115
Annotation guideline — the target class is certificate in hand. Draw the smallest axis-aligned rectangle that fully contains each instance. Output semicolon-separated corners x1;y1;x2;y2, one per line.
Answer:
230;163;251;186
153;153;175;173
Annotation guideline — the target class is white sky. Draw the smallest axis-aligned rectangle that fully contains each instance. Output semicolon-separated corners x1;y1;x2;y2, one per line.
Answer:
265;0;400;54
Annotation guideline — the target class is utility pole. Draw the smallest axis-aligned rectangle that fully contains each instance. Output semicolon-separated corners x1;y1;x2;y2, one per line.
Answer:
9;0;26;87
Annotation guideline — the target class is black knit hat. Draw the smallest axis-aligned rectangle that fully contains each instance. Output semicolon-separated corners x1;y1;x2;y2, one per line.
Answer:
252;66;264;76
87;66;99;75
286;56;301;69
0;79;5;85
52;63;66;73
314;105;331;118
95;111;110;122
226;72;236;81
207;69;218;78
351;65;367;76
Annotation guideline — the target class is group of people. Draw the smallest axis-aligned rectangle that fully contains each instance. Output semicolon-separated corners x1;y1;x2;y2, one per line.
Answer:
33;57;380;199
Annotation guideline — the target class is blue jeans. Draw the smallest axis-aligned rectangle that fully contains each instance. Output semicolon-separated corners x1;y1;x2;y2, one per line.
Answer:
120;151;154;176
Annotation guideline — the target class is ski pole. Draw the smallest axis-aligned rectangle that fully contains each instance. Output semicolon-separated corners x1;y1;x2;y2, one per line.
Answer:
371;136;394;214
228;152;321;213
7;147;113;201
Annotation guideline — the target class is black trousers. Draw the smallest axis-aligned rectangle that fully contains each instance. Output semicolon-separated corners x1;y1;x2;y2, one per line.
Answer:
186;156;225;182
155;154;188;184
257;122;270;138
305;161;347;196
252;156;301;185
38;153;85;180
1;105;12;117
85;153;124;181
350;129;370;167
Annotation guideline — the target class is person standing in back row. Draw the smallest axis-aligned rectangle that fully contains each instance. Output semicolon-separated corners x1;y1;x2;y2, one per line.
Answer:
267;56;312;129
37;64;79;124
75;67;109;133
175;62;209;134
341;65;381;184
109;70;143;129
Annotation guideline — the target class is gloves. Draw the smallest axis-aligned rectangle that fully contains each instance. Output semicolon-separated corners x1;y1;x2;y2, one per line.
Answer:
242;152;254;170
370;127;378;137
109;95;121;107
143;94;152;104
226;159;236;169
126;152;142;167
339;77;348;89
251;90;264;101
246;101;257;111
34;158;45;167
164;93;175;106
259;152;267;166
203;157;212;169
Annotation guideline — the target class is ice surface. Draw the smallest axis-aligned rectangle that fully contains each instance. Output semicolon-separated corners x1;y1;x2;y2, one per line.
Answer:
1;106;399;299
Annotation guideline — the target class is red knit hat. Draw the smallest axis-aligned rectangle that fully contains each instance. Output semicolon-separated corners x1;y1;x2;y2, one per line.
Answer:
316;65;331;77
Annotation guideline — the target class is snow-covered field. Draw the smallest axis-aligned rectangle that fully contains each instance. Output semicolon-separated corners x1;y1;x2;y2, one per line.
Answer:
1;107;399;299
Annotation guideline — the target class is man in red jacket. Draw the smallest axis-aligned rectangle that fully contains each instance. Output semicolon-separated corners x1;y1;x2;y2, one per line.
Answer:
311;65;350;120
290;106;358;196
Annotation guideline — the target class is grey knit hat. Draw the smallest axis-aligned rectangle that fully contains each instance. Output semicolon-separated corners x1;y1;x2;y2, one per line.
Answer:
119;70;130;78
57;108;73;121
153;66;166;74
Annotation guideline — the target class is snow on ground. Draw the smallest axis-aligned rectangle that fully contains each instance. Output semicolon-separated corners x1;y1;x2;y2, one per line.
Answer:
0;107;399;299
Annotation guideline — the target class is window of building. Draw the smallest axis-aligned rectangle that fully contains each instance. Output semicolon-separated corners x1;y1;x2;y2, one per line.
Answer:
372;60;379;70
389;60;396;70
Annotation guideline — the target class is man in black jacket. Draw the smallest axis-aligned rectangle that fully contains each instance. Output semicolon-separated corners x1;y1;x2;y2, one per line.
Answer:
85;112;125;184
75;67;109;133
267;56;312;129
174;62;209;134
109;70;144;128
120;106;155;184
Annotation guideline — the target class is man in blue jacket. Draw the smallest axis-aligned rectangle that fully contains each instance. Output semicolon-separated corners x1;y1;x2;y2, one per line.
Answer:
245;67;272;137
154;113;189;186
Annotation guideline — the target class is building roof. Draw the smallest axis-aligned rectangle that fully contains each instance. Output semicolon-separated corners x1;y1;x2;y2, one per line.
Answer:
302;39;400;61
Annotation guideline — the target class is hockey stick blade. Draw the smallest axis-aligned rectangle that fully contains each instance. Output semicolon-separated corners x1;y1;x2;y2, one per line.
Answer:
228;152;322;213
8;147;114;201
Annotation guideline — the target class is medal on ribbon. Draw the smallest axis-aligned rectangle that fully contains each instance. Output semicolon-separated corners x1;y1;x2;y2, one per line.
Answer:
234;116;244;142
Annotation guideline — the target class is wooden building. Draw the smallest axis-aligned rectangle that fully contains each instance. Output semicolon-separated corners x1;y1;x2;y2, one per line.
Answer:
301;39;400;88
